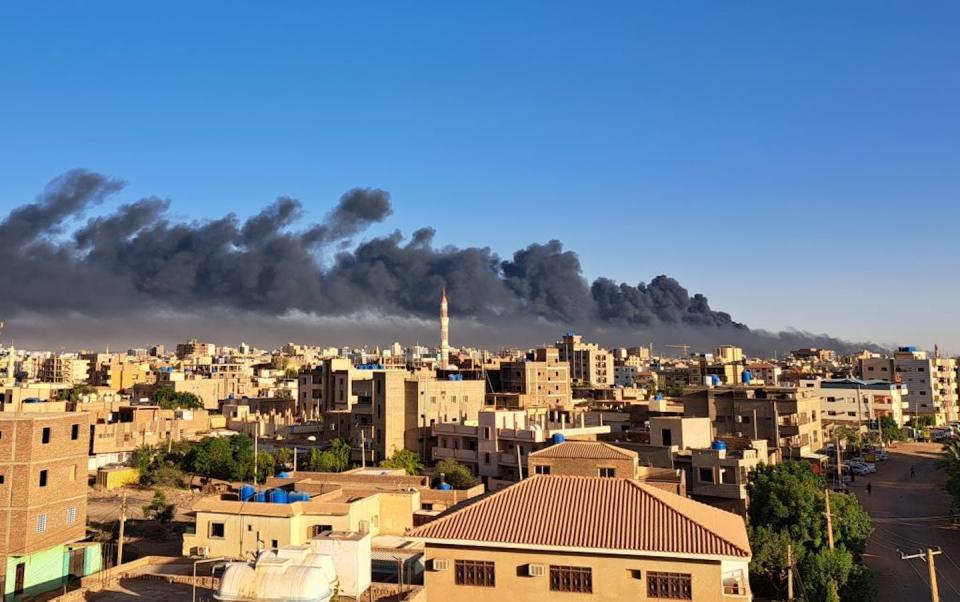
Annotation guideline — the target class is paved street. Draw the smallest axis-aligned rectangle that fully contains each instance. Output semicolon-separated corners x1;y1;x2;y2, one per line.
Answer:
856;442;960;601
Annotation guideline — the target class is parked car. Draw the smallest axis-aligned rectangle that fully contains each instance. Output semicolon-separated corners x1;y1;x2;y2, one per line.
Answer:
849;464;871;476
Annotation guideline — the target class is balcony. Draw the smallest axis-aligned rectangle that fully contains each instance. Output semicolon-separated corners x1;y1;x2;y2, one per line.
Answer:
432;447;478;463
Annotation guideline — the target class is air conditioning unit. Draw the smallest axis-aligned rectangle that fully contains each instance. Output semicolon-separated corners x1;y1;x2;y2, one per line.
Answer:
197;546;210;557
528;564;546;577
433;559;449;571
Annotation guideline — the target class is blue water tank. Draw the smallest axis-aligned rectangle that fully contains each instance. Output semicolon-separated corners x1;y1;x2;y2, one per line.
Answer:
436;483;453;491
711;440;727;451
254;491;267;503
552;433;566;444
289;492;310;502
741;370;753;385
655;393;664;401
239;484;256;502
268;488;289;504
277;471;292;479
710;374;721;386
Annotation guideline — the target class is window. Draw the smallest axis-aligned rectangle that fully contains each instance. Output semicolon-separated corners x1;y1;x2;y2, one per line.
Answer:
598;467;615;478
42;427;51;444
271;539;278;549
535;465;551;475
70;465;78;481
71;424;80;440
454;560;495;587
723;570;745;595
698;468;713;483
648;572;692;600
209;522;225;538
66;506;77;525
39;469;48;487
550;566;592;593
37;514;47;533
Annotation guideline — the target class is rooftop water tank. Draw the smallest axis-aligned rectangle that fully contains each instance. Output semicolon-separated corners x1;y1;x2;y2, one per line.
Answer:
289;492;311;503
711;374;721;386
741;370;753;385
655;393;664;401
436;483;453;491
254;491;267;503
277;471;292;479
269;488;289;504
711;440;727;451
239;484;256;502
552;433;566;444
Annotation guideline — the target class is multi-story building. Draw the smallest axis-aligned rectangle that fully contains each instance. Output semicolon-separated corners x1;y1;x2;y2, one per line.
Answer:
89;405;212;468
745;362;780;386
715;346;744;364
38;355;90;385
859;348;958;424
433;409;610;489
81;353;151;391
409;475;752;601
802;377;909;428
297;358;375;418
496;347;572;410
557;334;614;387
681;387;823;459
0;413;103;599
175;339;216;360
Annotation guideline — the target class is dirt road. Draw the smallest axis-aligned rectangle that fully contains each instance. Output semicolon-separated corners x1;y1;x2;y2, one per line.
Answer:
857;442;960;601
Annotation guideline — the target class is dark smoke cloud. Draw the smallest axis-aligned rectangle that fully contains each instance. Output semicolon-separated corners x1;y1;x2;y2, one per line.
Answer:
0;170;879;355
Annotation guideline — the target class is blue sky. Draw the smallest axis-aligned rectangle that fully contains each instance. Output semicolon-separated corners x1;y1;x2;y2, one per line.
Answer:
1;2;958;349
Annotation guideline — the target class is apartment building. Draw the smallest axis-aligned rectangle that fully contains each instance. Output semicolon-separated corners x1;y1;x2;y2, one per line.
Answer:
298;358;375;418
410;475;751;601
859;348;958;424
557;334;614;387
802;377;909;428
0;413;103;599
714;346;744;364
81;354;151;391
175;339;216;360
89;405;211;468
433;409;611;489
182;479;418;559
497;347;572;410
38;355;90;385
686;437;771;516
682;387;823;459
745;362;780;386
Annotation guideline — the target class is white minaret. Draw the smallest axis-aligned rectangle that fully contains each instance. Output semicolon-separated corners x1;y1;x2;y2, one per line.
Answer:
439;288;450;370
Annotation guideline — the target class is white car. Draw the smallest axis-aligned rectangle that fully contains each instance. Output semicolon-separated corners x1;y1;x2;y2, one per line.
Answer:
847;461;876;474
849;464;871;476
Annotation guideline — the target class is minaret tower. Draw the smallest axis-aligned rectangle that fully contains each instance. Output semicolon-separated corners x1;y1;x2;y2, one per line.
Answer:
439;288;450;370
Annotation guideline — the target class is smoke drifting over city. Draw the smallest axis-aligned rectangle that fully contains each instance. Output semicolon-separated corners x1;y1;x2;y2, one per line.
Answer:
1;170;871;354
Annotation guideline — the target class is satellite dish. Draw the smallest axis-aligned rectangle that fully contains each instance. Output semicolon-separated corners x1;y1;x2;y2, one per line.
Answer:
307;435;317;442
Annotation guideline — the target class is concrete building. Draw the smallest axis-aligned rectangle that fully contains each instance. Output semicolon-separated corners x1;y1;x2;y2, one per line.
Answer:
409;475;751;601
715;346;744;364
745;362;780;386
38;355;90;385
557;334;614;387
0;413;103;599
681;387;823;459
497;347;572;410
433;409;610;489
175;339;216;360
802;377;909;428
89;405;212;469
859;348;958;424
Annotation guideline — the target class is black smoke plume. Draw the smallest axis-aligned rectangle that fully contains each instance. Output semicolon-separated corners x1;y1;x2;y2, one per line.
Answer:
0;170;876;354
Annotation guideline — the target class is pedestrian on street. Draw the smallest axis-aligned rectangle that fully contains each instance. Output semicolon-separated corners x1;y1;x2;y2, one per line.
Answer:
866;482;872;496
911;465;916;478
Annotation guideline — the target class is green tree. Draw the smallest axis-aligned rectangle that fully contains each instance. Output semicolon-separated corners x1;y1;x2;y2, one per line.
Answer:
880;415;906;443
913;415;936;429
435;458;479;489
142;490;175;523
152;387;204;410
801;548;853;602
329;438;352;472
274;447;293;470
57;385;95;403
189;437;237;481
940;440;960;511
257;451;276;482
380;449;423;475
130;445;155;474
306;449;339;472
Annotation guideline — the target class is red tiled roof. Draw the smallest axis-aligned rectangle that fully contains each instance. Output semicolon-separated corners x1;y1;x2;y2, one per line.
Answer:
529;441;636;461
408;475;750;559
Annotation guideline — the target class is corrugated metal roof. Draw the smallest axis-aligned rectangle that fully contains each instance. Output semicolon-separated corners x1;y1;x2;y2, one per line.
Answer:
528;441;636;460
408;475;750;559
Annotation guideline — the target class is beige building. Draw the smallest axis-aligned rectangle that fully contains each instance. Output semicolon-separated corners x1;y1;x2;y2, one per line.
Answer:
681;387;822;459
803;377;909;428
89;405;211;468
433;409;610;489
558;334;614;387
39;355;90;385
175;339;216;360
859;348;958;424
715;346;744;364
409;475;751;601
497;347;572;409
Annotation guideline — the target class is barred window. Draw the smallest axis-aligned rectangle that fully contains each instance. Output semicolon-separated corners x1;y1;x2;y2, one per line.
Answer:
66;506;77;525
37;513;47;533
550;565;592;593
454;560;495;587
648;572;692;600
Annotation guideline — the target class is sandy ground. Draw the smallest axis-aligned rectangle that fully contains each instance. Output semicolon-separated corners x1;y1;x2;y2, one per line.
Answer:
855;442;960;601
86;486;204;557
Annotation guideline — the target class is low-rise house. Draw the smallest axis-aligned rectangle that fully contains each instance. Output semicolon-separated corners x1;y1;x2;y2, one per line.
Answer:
409;475;751;601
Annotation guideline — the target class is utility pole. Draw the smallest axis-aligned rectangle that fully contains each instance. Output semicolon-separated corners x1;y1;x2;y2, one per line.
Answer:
117;490;127;568
825;489;835;551
900;548;941;602
752;409;758;440
360;431;366;469
835;433;843;487
253;432;259;489
786;543;794;601
293;447;298;473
